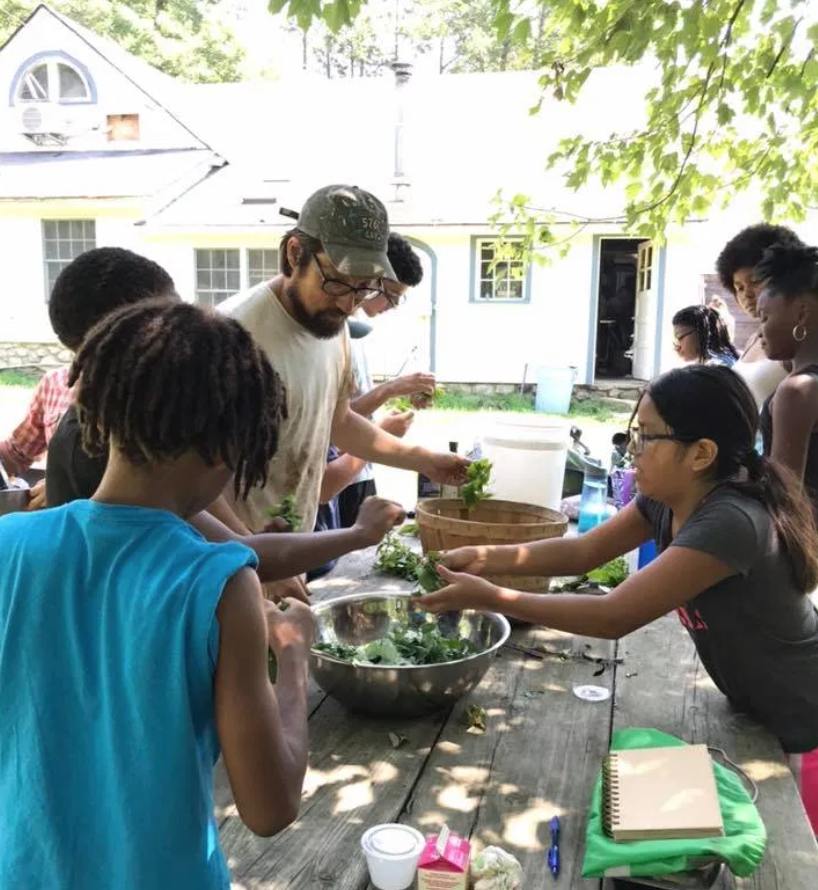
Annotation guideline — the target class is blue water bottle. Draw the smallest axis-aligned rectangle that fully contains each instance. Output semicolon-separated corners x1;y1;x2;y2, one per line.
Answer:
578;462;610;534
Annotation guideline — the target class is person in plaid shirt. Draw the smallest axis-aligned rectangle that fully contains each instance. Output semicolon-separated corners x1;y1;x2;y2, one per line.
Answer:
0;366;73;480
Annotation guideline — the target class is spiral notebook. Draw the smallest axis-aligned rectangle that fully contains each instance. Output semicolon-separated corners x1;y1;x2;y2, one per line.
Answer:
602;744;725;842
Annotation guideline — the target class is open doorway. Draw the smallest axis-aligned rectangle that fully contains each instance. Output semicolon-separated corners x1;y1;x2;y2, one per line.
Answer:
594;238;644;379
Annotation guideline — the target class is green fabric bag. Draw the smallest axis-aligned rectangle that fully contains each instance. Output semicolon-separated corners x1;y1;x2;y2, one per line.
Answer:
582;728;767;879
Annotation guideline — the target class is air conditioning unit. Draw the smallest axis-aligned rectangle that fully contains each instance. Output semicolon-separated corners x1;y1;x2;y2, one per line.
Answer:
18;103;75;141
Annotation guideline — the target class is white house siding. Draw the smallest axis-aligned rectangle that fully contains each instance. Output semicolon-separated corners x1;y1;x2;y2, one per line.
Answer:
0;213;139;345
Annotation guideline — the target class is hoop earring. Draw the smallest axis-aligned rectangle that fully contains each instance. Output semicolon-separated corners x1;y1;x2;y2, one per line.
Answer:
794;324;808;343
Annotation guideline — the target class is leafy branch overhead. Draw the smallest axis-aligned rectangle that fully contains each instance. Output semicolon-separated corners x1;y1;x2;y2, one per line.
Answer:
268;0;818;246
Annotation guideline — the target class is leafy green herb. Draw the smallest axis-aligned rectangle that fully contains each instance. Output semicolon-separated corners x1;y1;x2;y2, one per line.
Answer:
415;551;445;593
311;640;359;660
461;458;493;512
266;495;302;531
461;704;487;732
374;533;422;580
313;623;477;667
551;557;630;592
399;522;420;537
587;557;630;587
385;395;413;412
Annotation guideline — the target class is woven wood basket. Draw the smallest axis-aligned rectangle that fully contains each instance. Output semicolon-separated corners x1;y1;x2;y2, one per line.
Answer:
416;498;569;594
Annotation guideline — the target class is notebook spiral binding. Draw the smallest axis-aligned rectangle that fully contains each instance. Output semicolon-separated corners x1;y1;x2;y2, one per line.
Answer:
601;752;622;837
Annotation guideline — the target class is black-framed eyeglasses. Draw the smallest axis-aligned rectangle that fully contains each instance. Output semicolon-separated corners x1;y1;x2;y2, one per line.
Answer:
628;427;697;455
313;255;383;303
673;330;694;349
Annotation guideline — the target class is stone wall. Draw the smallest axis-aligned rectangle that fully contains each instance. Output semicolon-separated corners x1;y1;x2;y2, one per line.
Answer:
0;342;71;370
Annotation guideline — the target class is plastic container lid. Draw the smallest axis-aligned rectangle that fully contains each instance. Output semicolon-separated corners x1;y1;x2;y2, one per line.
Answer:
583;461;608;480
363;825;424;858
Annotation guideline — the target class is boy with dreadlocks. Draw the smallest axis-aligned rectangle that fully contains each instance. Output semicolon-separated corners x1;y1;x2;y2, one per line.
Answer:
0;301;314;889
44;248;405;598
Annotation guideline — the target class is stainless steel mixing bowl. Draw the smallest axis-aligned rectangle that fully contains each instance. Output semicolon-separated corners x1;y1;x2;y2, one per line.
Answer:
310;592;511;717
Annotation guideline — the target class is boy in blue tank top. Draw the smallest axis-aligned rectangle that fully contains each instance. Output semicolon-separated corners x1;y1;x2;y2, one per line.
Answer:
0;301;316;889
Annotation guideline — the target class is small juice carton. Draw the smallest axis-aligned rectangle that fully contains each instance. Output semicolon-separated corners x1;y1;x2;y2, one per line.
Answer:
417;825;470;890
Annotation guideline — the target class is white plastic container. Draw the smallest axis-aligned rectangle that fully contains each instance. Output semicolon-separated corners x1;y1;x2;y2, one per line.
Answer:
361;824;425;890
482;417;571;511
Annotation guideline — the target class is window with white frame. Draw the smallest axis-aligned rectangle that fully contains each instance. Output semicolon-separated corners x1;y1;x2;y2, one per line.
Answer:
42;220;96;299
15;58;92;104
473;237;527;302
195;249;241;307
247;249;278;287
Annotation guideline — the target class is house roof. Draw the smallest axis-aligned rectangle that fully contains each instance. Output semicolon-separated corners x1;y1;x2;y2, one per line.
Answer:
1;4;212;153
0;148;221;200
151;65;650;229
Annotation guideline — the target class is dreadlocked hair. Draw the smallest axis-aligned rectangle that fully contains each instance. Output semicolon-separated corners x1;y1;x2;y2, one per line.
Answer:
69;300;288;500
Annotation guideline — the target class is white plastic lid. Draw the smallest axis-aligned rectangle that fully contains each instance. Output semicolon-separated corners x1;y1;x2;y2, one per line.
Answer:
364;825;423;858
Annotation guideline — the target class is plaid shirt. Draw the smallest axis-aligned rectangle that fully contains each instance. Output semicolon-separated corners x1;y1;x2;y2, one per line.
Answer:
0;367;72;476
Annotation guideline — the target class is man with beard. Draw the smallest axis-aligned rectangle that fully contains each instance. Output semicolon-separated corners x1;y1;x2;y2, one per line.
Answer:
218;185;467;551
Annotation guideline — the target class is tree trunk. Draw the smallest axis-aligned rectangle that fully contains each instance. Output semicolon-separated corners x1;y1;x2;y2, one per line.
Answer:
438;37;445;74
500;38;510;71
302;29;309;70
535;5;546;61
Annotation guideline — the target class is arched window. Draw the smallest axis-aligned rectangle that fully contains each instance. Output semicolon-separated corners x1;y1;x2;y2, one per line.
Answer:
11;54;96;105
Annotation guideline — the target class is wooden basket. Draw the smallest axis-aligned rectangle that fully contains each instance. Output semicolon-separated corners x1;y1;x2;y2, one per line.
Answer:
416;498;569;594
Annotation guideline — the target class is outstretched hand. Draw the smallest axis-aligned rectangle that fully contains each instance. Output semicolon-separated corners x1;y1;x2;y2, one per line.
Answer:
416;564;499;613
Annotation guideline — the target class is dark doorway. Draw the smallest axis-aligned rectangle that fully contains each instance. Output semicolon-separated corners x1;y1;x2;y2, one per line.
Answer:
595;238;641;379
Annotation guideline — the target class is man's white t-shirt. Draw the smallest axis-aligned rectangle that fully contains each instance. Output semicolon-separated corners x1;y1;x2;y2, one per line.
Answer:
219;282;351;533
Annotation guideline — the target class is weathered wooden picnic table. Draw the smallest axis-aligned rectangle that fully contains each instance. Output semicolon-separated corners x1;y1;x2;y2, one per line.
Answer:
217;548;818;890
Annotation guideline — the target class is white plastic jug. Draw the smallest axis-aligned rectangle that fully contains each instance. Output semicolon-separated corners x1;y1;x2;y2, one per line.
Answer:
482;417;571;510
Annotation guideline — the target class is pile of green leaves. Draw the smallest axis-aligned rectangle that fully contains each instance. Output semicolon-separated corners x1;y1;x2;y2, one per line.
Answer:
374;536;447;593
266;495;302;532
314;623;477;666
374;533;421;580
551;557;630;592
461;458;493;511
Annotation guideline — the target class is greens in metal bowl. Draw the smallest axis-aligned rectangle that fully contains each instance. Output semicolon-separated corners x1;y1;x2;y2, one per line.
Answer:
310;592;510;717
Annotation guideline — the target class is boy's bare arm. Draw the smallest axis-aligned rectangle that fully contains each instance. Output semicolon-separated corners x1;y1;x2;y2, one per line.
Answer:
214;570;312;836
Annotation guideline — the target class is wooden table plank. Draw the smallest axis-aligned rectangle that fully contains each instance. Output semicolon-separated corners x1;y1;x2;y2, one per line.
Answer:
221;693;448;888
606;616;818;890
363;624;615;890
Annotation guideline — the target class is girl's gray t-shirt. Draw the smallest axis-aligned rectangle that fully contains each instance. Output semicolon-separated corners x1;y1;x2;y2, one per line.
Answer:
637;485;818;753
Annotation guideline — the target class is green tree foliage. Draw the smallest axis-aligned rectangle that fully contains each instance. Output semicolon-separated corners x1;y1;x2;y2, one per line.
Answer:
0;0;245;83
274;0;548;78
268;0;818;245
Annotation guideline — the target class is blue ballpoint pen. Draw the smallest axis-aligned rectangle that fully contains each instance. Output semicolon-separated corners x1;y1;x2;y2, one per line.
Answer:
547;815;560;878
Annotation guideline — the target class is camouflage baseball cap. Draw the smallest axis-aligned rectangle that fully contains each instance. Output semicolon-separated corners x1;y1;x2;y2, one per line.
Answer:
294;184;395;280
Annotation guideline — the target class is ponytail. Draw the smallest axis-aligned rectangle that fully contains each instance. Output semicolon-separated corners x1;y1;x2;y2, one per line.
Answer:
736;450;818;593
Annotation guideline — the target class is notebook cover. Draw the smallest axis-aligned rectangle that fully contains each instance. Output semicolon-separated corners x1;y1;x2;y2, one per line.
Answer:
602;744;725;842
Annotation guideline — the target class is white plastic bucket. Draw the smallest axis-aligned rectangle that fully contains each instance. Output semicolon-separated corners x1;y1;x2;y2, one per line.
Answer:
361;824;425;890
534;366;577;415
482;418;571;510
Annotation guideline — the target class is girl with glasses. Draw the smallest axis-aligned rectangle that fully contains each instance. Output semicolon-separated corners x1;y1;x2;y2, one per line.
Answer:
672;305;738;367
419;365;818;830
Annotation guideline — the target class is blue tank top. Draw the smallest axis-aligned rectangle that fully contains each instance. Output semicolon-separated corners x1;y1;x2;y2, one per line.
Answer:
0;501;258;890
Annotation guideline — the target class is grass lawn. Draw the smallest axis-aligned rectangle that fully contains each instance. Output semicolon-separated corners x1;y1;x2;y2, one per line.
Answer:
0;375;630;508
